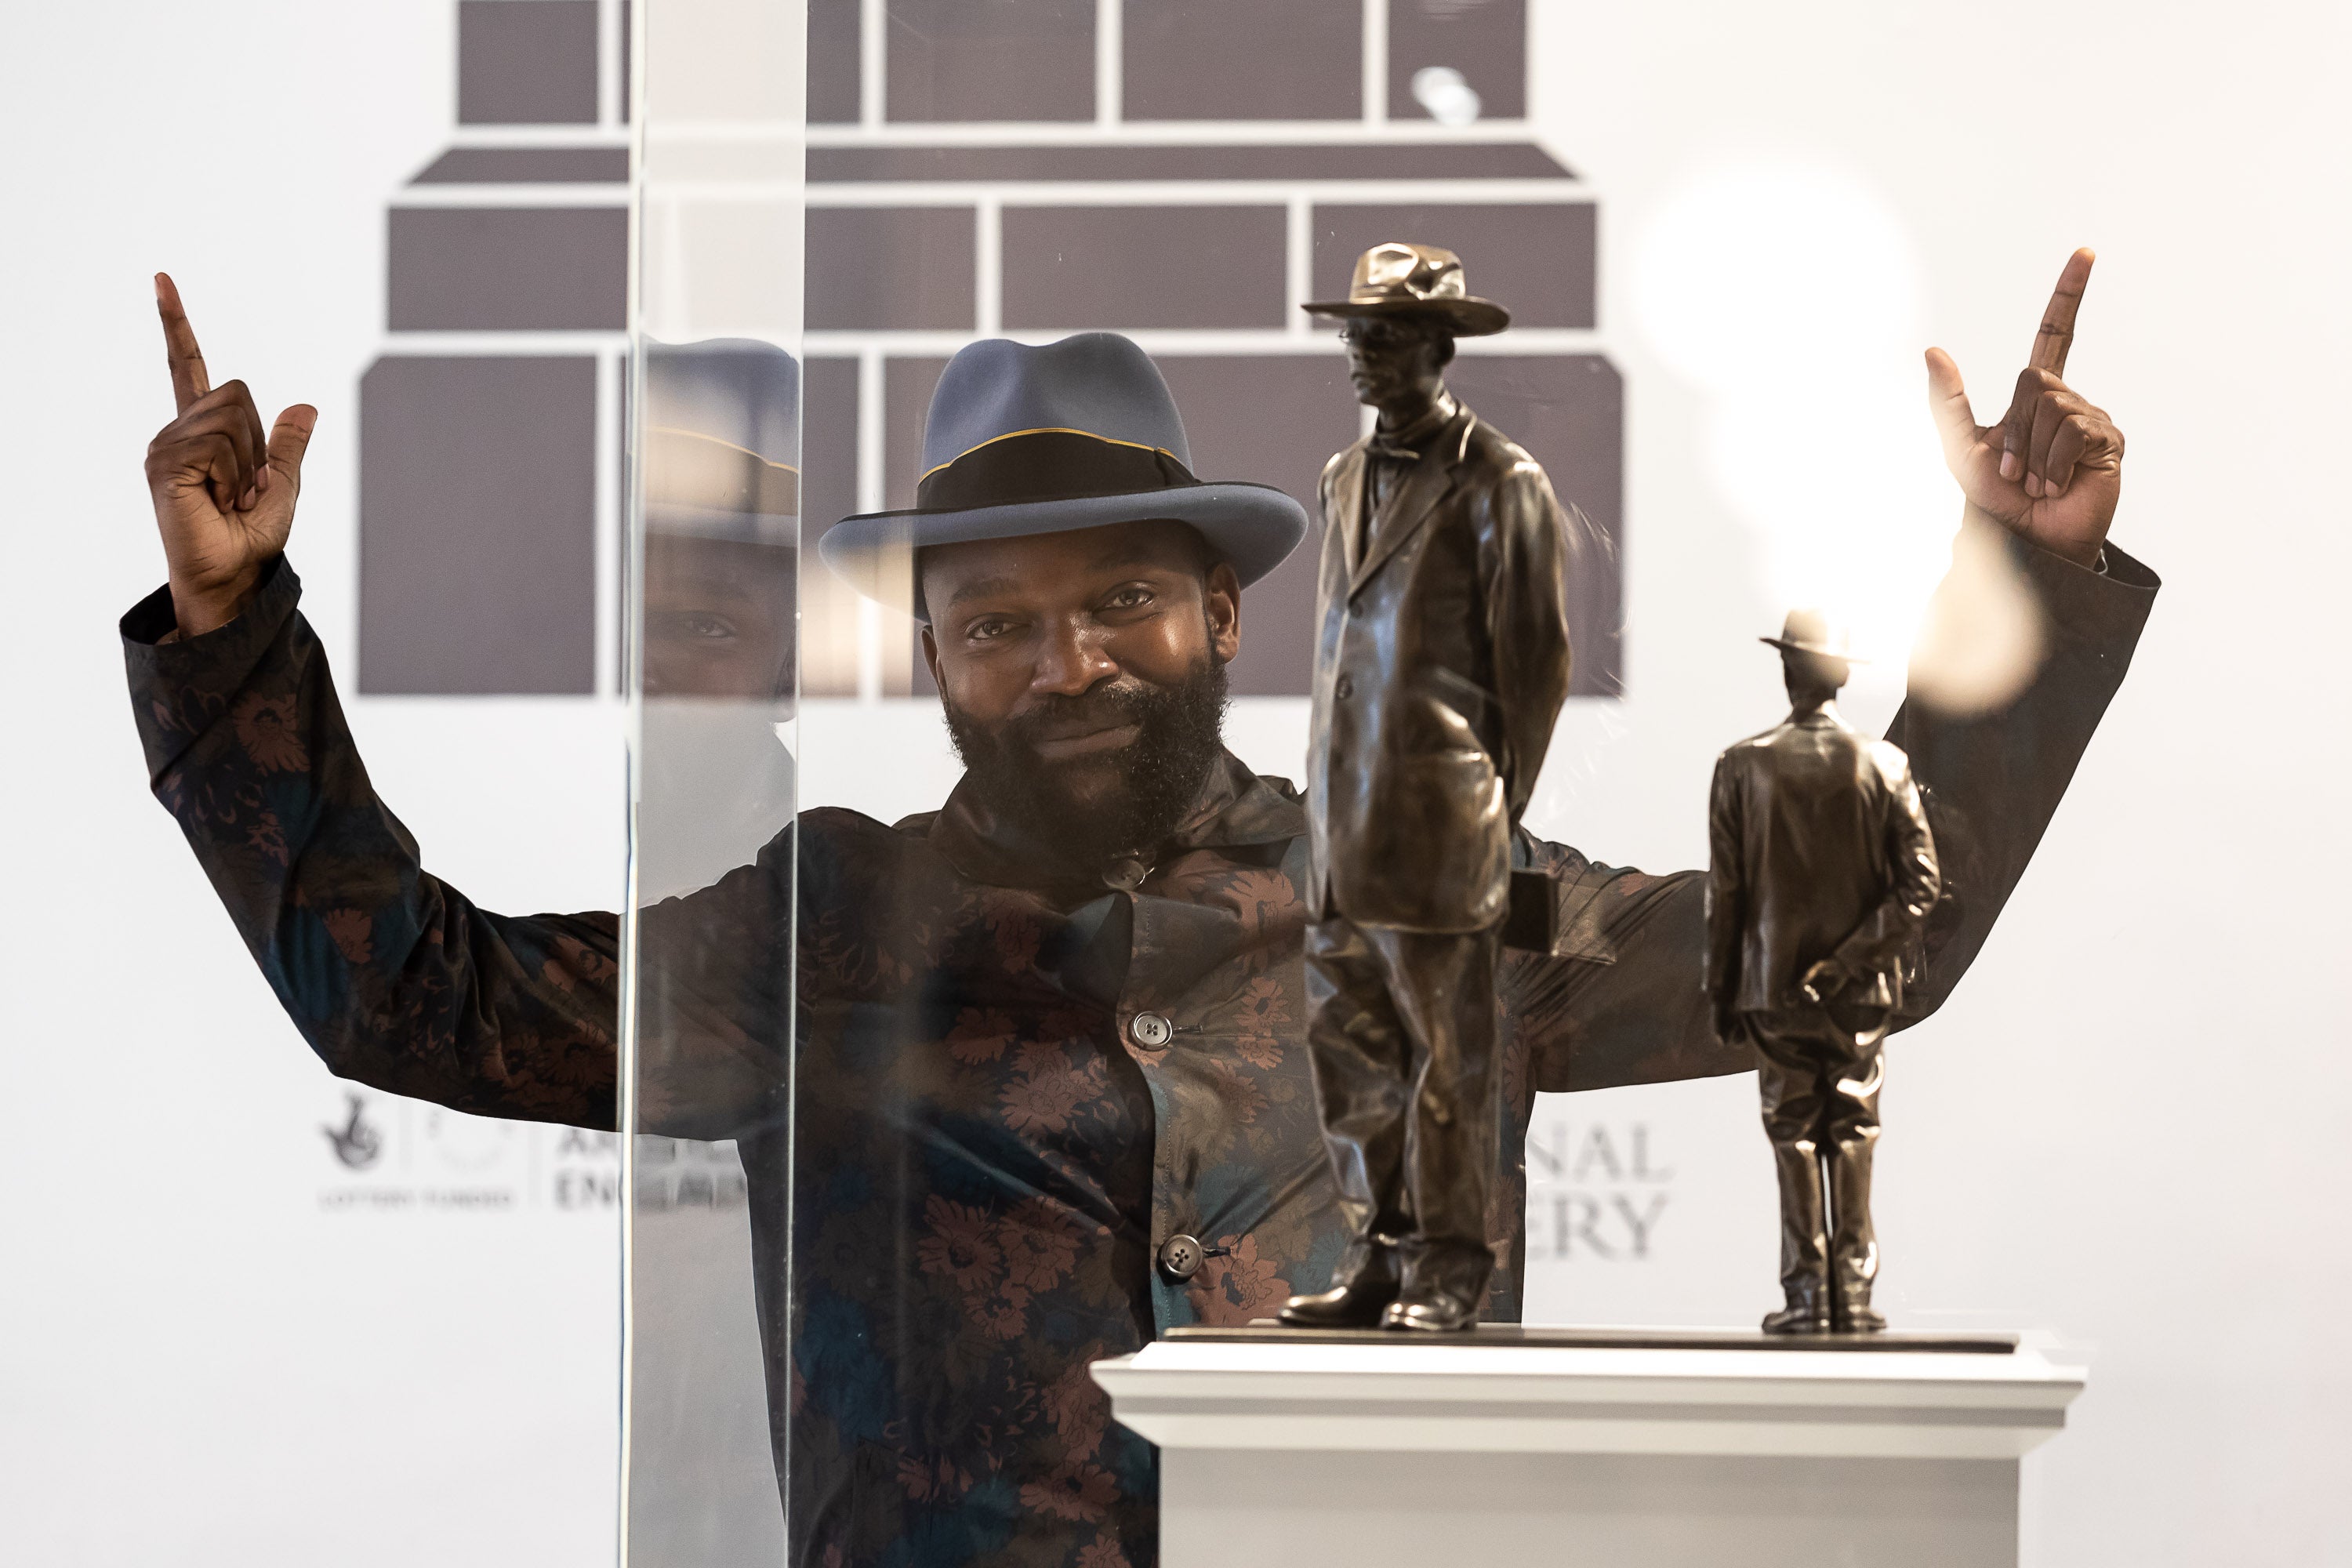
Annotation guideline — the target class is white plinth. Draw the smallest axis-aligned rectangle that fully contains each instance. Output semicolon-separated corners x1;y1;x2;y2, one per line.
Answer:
1092;1332;2083;1568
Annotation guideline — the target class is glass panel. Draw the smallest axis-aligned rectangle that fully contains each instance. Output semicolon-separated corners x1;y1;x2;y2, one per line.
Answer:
625;5;2149;1563
623;2;805;1563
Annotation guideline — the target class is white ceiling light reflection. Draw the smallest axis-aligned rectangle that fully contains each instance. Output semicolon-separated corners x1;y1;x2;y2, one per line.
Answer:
1411;66;1483;126
1632;160;1951;681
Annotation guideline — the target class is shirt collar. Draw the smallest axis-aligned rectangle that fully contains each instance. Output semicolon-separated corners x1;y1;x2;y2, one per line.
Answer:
1369;390;1461;457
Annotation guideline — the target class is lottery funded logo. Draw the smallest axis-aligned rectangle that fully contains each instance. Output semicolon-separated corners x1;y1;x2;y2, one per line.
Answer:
316;1088;744;1215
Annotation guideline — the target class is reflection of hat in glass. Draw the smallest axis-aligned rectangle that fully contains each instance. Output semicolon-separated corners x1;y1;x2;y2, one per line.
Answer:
1761;608;1867;662
644;339;798;546
819;332;1309;616
1302;241;1512;337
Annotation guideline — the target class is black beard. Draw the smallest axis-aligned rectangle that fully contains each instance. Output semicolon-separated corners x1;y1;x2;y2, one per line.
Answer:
942;659;1229;869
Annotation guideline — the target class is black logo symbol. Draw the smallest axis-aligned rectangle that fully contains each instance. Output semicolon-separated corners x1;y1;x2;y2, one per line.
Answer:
324;1093;384;1170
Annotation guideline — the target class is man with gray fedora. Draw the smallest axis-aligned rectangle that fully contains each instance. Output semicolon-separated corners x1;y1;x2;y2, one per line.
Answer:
1709;610;1940;1336
126;248;2154;1563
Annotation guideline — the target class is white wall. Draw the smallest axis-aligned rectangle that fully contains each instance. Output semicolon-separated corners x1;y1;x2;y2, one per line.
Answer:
4;2;2348;1565
0;5;623;1566
1517;3;2352;1564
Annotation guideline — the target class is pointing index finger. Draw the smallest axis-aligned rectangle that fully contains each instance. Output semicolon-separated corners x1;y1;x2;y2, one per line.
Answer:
154;271;211;412
2028;247;2095;376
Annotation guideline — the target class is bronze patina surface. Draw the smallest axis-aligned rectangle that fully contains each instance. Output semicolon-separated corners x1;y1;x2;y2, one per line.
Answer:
1284;244;1590;1333
1708;612;1942;1336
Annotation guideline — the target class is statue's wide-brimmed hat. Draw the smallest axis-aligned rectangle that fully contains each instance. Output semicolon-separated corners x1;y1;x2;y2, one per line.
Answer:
820;332;1309;616
1303;241;1512;337
1762;608;1867;662
643;338;797;546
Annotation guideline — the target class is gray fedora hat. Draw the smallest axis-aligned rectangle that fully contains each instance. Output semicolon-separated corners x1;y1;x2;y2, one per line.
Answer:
644;337;797;545
818;332;1309;617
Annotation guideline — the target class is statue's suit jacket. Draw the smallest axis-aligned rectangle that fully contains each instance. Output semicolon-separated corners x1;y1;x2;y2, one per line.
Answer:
1305;402;1577;932
1704;710;1942;1018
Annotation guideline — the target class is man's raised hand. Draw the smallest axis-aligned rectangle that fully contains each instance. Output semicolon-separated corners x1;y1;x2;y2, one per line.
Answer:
1925;248;2123;568
143;273;316;636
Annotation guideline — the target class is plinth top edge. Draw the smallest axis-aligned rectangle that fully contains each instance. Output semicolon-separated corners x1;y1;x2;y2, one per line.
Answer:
1165;1323;2021;1355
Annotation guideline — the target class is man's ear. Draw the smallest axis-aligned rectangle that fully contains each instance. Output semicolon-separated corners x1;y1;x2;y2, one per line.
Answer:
1205;560;1242;666
920;624;943;692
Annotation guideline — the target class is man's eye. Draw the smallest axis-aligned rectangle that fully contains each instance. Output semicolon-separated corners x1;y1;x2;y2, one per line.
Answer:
1104;587;1152;611
655;611;738;641
967;618;1012;641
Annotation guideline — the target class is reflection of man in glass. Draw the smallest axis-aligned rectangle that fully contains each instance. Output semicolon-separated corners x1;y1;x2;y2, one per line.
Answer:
128;252;2152;1567
636;341;800;900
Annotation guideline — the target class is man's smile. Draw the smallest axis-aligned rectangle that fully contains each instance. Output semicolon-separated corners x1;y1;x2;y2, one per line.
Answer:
1029;720;1142;760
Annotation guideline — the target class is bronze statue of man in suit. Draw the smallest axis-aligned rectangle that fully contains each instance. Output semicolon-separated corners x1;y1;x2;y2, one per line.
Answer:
1707;612;1941;1334
1281;243;1581;1332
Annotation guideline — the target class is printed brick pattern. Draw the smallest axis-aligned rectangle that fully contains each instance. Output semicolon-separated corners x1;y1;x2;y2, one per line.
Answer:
1388;0;1526;121
808;208;978;331
1122;0;1362;121
359;357;600;694
387;208;627;331
885;0;1095;122
457;0;599;125
1312;202;1595;328
810;0;862;123
1000;205;1291;331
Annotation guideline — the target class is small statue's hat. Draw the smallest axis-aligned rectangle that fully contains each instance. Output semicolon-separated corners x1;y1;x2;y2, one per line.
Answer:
1303;241;1512;337
1761;608;1867;662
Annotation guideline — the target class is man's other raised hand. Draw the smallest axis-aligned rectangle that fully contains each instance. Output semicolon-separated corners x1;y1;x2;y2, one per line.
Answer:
1925;249;2124;568
143;273;315;637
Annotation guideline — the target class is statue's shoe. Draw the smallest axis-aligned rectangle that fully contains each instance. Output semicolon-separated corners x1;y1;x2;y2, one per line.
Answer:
1761;1303;1833;1334
1279;1279;1399;1329
1380;1288;1480;1333
1833;1304;1887;1334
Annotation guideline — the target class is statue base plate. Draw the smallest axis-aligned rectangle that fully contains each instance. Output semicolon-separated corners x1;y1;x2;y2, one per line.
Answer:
1094;1328;2082;1567
1168;1319;2019;1354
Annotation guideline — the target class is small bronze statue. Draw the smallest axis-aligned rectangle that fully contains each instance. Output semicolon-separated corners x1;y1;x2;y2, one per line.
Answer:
1282;243;1577;1333
1706;612;1941;1334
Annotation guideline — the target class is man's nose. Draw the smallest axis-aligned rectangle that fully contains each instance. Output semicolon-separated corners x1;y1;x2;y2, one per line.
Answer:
1031;619;1119;696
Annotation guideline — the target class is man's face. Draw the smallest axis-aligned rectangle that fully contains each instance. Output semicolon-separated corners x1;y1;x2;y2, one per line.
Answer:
643;534;796;699
1341;315;1450;412
920;521;1242;859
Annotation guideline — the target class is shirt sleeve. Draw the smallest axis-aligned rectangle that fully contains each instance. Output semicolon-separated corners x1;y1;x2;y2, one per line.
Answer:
122;556;792;1138
1702;753;1745;1028
1508;526;2159;1094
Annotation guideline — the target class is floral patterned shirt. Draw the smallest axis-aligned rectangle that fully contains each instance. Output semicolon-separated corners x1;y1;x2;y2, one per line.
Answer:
121;534;2154;1567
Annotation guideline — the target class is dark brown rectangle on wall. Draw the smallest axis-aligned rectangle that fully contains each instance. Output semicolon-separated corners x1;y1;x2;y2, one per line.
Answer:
1001;206;1289;330
804;357;862;554
882;358;953;695
387;207;627;330
1313;203;1593;329
809;0;862;123
881;357;954;513
359;356;599;695
1152;355;1361;697
886;0;1094;122
459;0;601;125
1446;354;1624;695
803;356;863;696
808;207;977;331
1388;0;1526;122
412;147;630;184
809;142;1575;183
1122;0;1361;121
